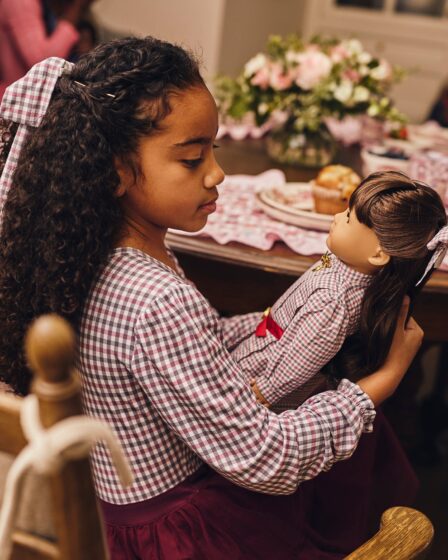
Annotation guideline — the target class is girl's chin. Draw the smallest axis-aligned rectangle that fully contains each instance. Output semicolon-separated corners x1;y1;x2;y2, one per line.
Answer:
176;218;208;233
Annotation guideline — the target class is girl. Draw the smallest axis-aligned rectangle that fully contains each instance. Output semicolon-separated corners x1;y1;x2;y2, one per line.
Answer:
0;38;422;559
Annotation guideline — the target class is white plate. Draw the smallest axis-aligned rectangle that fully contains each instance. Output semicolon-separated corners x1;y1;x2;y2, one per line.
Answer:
256;182;333;232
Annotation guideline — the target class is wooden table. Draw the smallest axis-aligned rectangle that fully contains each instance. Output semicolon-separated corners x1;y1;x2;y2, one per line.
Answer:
168;138;448;342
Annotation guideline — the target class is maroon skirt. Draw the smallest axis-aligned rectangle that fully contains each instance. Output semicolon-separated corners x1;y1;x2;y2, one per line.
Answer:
100;410;418;560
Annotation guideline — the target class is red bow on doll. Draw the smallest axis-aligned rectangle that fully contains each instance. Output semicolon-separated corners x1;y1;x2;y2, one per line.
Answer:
255;307;284;340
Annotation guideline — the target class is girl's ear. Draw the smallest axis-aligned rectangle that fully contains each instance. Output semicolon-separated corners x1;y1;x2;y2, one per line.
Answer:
368;247;390;268
114;156;134;197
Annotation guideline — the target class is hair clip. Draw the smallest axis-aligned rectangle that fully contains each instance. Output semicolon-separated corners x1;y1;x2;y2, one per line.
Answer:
73;80;116;99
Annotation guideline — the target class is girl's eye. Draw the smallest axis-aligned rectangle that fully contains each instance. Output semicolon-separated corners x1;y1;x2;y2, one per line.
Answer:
181;145;218;168
182;158;203;169
346;210;350;223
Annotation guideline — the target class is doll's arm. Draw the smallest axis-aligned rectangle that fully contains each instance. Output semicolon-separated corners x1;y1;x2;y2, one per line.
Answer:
218;312;261;350
253;291;350;406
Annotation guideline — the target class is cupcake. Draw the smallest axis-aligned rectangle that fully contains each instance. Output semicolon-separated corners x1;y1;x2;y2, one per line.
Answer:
311;165;361;215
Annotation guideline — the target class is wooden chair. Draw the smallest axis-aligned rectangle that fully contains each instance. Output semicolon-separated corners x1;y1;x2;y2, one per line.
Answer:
346;507;434;559
0;315;108;560
0;315;435;560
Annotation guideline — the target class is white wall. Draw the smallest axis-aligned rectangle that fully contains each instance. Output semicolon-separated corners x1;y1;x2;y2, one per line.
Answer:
92;0;227;79
92;0;307;81
218;0;306;77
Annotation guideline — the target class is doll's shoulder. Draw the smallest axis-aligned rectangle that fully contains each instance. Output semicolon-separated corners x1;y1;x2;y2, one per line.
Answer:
278;262;365;323
274;275;348;320
297;262;352;299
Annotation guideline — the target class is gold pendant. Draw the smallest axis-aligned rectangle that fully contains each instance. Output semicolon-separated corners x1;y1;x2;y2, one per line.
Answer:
312;251;332;272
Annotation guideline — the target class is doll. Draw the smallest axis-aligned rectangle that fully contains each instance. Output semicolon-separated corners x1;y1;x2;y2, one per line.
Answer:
232;170;448;410
231;170;447;552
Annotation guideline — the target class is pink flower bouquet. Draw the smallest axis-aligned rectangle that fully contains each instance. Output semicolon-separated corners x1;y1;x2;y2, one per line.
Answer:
215;35;406;139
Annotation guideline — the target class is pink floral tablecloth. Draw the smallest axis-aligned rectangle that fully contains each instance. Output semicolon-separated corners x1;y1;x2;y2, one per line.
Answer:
171;170;448;272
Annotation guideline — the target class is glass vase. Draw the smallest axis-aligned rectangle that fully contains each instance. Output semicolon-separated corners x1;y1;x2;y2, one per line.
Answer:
265;124;336;168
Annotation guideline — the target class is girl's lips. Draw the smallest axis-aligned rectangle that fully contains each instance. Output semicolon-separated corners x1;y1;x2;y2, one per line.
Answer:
198;199;218;213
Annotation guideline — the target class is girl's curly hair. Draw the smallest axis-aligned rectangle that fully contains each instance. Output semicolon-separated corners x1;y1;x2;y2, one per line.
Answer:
0;36;204;394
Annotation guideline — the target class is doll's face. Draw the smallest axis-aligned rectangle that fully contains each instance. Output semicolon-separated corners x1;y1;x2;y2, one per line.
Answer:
326;207;389;274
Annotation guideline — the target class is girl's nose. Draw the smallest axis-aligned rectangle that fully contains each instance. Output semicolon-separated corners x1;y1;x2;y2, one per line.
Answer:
204;160;225;189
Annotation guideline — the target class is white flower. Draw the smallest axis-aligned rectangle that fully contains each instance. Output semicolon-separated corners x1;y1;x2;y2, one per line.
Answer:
334;80;353;103
285;50;302;64
258;102;269;115
346;39;363;55
367;104;380;117
244;53;268;77
359;65;369;77
353;86;370;103
358;52;372;65
371;65;386;80
370;60;392;81
289;133;306;148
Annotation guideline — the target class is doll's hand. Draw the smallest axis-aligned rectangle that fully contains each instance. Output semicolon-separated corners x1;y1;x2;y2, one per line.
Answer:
250;379;271;408
357;296;423;406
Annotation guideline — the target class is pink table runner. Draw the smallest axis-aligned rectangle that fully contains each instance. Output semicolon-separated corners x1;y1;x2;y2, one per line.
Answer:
172;170;448;271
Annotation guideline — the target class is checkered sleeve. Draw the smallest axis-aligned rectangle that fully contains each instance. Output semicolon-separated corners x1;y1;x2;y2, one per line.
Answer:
130;282;375;494
256;291;350;404
219;312;261;351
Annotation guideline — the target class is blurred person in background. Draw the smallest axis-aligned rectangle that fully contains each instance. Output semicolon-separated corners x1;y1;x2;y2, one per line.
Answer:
428;82;448;128
0;0;96;100
72;17;97;58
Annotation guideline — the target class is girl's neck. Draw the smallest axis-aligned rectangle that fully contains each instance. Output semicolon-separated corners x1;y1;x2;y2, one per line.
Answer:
116;217;176;271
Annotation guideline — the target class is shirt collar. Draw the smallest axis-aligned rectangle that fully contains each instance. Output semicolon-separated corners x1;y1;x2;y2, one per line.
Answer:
329;253;373;287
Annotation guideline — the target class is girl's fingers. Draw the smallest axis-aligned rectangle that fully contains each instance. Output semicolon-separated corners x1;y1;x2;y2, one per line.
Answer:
397;295;410;330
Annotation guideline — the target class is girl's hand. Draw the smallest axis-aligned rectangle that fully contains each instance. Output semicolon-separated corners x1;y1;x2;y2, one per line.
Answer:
357;296;423;406
384;296;424;377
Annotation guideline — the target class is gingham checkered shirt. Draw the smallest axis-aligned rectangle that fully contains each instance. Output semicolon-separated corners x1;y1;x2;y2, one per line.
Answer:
232;253;372;405
79;247;375;504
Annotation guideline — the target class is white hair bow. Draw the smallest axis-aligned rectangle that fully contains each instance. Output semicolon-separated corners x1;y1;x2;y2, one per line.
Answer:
0;57;72;217
416;225;448;286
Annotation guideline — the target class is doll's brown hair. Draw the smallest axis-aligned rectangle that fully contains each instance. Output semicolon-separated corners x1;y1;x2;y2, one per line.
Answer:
327;170;447;381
